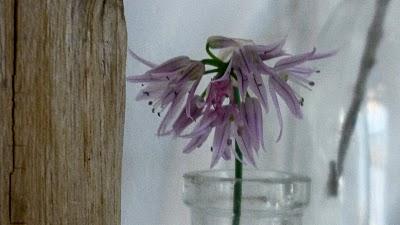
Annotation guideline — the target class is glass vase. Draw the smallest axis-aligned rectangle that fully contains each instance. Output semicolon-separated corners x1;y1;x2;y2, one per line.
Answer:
183;169;310;225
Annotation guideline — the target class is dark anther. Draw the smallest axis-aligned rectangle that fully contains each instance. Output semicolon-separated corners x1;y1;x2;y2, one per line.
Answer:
152;108;155;113
143;91;150;96
174;91;178;96
141;84;144;87
309;81;315;86
157;112;161;117
227;139;232;146
166;76;170;80
316;70;320;73
257;83;262;87
210;147;213;152
148;101;153;105
299;97;304;106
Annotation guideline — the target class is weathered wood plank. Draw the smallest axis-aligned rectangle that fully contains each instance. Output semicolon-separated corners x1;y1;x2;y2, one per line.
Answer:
1;0;126;224
0;1;14;224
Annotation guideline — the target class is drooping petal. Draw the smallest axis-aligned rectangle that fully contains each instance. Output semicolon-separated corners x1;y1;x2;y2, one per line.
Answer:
157;88;188;136
222;145;232;160
180;112;219;138
207;36;253;49
186;79;201;119
135;88;164;101
127;73;155;83
243;98;260;152
248;72;269;112
234;125;257;167
171;96;204;136
128;49;157;68
210;119;231;168
270;76;303;119
150;56;191;73
234;67;249;100
274;48;316;71
253;98;266;150
182;128;212;153
268;78;283;142
287;66;316;77
175;61;205;85
309;49;338;60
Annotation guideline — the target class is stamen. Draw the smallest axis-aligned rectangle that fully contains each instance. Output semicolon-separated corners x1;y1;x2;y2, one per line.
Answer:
299;97;304;106
157;112;161;117
166;76;170;80
148;101;153;105
210;147;213;152
152;108;155;113
143;91;150;96
316;70;320;73
141;84;144;87
174;91;178;96
308;81;315;86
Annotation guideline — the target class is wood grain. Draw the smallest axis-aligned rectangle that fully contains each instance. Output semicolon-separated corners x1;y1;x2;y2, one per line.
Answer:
0;1;14;224
1;1;127;224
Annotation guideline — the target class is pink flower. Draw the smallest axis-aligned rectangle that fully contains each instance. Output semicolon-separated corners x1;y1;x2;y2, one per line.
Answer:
127;50;205;135
269;48;336;140
127;37;334;167
207;36;334;141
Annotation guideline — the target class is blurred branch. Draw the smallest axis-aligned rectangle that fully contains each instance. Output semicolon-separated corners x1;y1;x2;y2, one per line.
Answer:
328;0;392;196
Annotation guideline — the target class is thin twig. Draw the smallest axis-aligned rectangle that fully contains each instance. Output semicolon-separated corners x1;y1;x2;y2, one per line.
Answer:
328;0;392;196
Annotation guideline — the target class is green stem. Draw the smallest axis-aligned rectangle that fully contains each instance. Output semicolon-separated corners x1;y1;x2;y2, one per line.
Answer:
232;86;243;225
232;143;243;225
204;69;220;74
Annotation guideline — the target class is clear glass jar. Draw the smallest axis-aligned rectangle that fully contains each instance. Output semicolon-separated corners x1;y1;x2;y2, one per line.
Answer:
183;170;310;225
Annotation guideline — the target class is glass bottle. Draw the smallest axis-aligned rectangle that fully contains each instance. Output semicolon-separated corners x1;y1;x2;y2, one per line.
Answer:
183;169;310;225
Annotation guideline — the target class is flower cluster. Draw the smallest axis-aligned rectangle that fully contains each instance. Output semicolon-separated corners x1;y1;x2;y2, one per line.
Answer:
128;36;333;167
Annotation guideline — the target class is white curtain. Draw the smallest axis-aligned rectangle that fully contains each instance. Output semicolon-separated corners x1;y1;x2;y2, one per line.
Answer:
122;0;400;224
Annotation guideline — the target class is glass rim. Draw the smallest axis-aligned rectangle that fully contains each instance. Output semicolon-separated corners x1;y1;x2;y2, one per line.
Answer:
183;169;311;184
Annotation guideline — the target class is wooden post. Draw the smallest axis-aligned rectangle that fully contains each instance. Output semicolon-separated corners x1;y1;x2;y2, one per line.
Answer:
0;1;127;224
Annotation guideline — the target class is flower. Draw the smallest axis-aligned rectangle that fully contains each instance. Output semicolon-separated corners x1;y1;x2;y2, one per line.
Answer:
207;36;287;118
127;49;205;135
207;35;334;141
127;36;334;167
181;104;235;168
268;48;336;140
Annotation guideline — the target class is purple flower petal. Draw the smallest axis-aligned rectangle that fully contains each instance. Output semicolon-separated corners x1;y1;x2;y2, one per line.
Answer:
309;49;337;60
270;76;303;119
186;79;201;119
180;112;219;138
150;56;191;73
253;98;266;151
241;99;259;152
182;128;212;153
171;96;204;136
274;48;316;71
234;125;257;167
210;119;231;168
222;146;232;160
268;78;283;142
128;49;157;68
248;72;269;112
207;36;241;49
157;88;188;136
